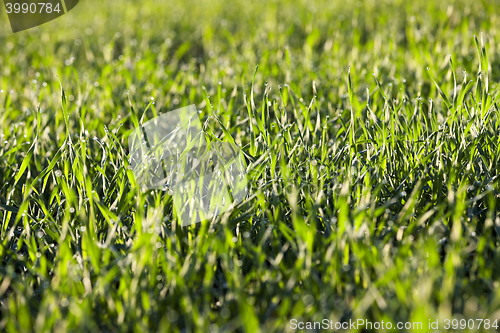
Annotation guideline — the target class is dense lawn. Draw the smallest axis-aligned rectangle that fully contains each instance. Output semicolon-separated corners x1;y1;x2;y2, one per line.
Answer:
1;0;500;331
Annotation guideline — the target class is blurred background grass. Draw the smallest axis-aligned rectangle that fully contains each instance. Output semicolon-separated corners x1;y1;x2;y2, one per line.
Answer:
1;0;500;331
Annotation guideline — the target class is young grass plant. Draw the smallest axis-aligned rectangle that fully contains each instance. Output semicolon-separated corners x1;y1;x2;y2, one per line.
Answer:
1;0;500;331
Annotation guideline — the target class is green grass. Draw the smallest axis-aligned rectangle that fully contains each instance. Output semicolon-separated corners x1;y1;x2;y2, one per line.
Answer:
2;0;500;331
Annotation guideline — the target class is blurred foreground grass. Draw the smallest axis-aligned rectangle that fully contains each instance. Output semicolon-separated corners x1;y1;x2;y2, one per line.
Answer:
2;0;500;331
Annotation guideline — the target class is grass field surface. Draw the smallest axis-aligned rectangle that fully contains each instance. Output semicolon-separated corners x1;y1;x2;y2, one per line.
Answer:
1;0;500;331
